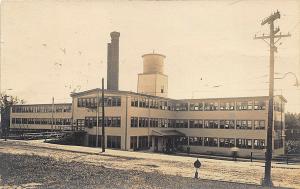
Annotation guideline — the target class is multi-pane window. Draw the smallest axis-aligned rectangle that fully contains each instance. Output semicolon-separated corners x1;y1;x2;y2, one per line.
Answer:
131;117;138;127
139;117;149;127
204;120;219;129
204;137;218;147
175;120;188;128
254;120;265;130
107;136;121;149
131;97;139;107
189;137;203;146
189;102;203;111
219;120;235;129
138;136;149;150
77;119;85;127
219;102;235;111
219;138;235;148
189;120;203;128
236;139;252;149
254;100;266;110
150;118;159;127
204;102;219;111
236;101;252;110
130;136;138;150
175;103;188;111
177;137;188;145
160;101;168;110
253;139;265;149
236;120;252;129
139;98;148;108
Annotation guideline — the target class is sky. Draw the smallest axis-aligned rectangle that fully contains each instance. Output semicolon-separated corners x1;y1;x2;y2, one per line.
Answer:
1;0;300;112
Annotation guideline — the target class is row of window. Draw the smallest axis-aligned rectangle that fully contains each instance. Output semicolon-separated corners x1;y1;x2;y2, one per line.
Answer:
178;137;266;149
77;97;121;108
12;118;72;125
12;105;72;113
84;117;121;128
130;117;266;130
131;98;267;111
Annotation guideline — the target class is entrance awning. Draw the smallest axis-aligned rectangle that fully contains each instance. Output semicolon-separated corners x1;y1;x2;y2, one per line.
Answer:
151;130;185;137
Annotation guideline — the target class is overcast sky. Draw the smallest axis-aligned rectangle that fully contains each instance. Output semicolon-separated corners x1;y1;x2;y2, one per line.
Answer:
1;0;300;112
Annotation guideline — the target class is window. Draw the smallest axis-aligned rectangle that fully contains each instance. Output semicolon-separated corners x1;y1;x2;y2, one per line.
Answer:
236;120;252;130
254;100;266;110
107;136;121;149
220;102;235;111
175;103;188;111
175;120;188;128
189;120;203;128
236;101;248;110
204;102;219;111
219;138;235;148
254;120;265;130
131;117;138;127
139;117;148;127
204;137;218;147
177;137;188;145
189;137;203;146
77;119;85;127
253;139;265;149
130;136;138;150
112;117;121;127
22;118;28;124
88;135;102;147
220;120;235;129
138;136;149;150
139;98;147;108
236;139;252;149
16;118;22;124
131;97;139;107
204;120;218;129
189;102;203;111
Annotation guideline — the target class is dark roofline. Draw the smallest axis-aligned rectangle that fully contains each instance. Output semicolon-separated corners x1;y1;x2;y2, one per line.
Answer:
70;88;287;103
13;103;72;107
70;88;176;101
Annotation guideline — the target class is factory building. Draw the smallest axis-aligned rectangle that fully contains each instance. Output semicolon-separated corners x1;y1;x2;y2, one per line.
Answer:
9;31;287;157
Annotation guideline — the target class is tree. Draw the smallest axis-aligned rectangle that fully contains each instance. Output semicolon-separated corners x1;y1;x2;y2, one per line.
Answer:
0;93;25;139
285;112;300;153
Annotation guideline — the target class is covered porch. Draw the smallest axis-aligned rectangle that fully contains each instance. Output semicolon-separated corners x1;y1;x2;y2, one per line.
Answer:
150;130;185;153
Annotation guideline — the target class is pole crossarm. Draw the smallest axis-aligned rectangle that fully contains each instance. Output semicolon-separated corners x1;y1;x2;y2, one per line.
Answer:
261;10;280;25
254;33;291;40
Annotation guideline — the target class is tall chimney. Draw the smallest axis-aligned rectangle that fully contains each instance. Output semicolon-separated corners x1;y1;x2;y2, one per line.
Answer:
107;31;120;91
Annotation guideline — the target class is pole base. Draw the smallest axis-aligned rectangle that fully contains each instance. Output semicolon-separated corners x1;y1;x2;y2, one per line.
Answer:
261;178;273;187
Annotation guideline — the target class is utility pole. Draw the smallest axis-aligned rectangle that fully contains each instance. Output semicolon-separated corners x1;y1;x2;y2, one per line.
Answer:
96;87;100;147
51;97;54;132
254;10;291;186
101;78;105;152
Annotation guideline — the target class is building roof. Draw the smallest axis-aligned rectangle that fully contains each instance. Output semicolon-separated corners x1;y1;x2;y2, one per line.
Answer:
70;88;287;103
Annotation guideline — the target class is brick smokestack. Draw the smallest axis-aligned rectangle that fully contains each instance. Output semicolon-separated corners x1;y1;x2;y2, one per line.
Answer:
107;31;120;91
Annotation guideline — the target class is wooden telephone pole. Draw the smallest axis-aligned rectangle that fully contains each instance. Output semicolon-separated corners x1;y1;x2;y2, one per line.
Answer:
101;78;105;152
254;10;290;186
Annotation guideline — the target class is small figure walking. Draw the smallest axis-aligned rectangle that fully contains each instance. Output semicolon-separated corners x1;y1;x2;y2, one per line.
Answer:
194;158;201;179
